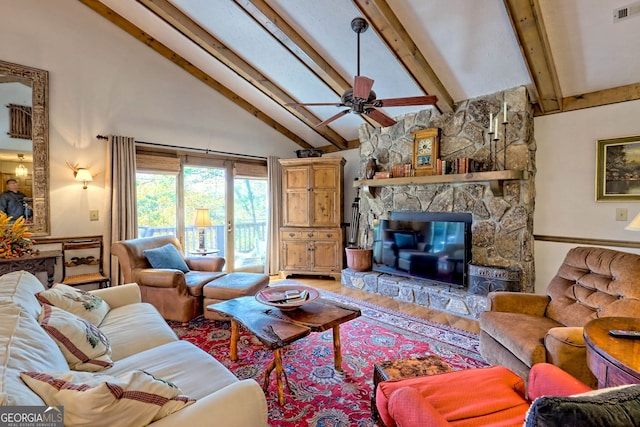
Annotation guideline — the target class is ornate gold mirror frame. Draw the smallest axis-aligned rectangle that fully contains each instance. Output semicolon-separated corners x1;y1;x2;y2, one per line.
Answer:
0;60;50;235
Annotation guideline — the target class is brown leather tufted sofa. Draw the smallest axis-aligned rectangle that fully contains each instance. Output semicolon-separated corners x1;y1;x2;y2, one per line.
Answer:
111;235;226;323
480;246;640;387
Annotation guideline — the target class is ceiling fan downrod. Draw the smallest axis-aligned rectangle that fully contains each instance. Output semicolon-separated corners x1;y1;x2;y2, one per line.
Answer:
351;17;368;77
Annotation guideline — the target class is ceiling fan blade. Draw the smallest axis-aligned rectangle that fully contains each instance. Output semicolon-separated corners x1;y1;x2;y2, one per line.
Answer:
316;109;350;128
366;108;397;127
286;102;344;107
375;95;438;107
353;75;374;100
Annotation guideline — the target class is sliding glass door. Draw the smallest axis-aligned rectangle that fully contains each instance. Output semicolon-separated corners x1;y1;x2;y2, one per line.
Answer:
183;166;226;256
233;176;267;272
136;172;177;238
136;154;268;273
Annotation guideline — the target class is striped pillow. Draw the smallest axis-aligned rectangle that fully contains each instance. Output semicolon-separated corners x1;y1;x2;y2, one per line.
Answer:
20;370;195;427
36;283;110;326
39;304;113;372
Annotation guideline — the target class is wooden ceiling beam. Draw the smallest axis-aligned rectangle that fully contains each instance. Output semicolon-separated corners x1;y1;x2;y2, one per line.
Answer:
533;82;640;116
352;0;454;114
503;0;562;114
137;0;347;150
79;0;313;149
234;0;374;133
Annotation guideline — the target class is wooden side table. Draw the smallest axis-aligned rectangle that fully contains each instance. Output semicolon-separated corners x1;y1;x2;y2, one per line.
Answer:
0;250;61;287
584;317;640;388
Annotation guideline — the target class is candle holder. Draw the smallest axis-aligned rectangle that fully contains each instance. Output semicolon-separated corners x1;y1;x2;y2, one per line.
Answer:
487;105;509;171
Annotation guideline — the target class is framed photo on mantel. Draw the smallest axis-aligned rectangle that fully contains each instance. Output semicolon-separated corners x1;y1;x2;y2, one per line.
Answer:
412;128;440;176
596;135;640;202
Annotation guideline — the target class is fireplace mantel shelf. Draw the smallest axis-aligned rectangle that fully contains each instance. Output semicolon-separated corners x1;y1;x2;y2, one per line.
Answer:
353;169;526;197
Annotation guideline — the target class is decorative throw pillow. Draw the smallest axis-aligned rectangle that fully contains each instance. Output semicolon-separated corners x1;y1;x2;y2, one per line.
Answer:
39;304;113;372
143;243;190;273
36;283;110;326
20;370;195;427
524;384;640;427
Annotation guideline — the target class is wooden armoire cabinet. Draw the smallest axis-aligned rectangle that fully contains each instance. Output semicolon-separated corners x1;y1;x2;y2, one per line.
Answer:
279;157;345;280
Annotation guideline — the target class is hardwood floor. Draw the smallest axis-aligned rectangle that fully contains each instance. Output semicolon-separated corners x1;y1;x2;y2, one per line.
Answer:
270;275;480;334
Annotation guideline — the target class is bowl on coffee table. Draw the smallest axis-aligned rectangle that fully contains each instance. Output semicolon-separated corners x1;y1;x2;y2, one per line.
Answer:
256;284;319;310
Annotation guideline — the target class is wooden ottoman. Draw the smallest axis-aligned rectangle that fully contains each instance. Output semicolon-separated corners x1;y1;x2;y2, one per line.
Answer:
203;272;269;320
372;355;453;425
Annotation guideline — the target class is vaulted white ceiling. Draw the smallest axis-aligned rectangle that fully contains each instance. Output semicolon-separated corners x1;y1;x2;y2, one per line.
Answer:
84;0;640;151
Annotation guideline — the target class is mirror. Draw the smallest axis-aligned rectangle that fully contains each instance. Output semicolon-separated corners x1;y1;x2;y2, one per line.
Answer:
0;60;49;235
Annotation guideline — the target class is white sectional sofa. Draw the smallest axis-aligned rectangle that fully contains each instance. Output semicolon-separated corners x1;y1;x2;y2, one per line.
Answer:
0;270;268;427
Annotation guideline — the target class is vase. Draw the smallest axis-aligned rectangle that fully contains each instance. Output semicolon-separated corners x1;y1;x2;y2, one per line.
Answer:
365;158;377;179
345;248;373;272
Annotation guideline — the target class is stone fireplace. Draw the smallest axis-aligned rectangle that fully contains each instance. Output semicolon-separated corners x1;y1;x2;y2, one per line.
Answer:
341;87;536;318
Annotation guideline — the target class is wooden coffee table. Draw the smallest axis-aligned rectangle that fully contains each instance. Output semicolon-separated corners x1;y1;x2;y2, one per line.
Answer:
207;295;361;404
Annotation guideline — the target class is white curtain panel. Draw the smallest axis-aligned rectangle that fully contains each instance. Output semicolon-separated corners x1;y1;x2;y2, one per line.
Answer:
266;156;281;275
104;135;138;285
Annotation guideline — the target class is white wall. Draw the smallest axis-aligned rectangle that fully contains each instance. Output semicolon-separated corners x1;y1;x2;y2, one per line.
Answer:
0;0;299;237
534;99;640;292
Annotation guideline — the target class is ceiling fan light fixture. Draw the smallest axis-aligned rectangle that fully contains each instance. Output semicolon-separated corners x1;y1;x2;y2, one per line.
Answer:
294;17;438;129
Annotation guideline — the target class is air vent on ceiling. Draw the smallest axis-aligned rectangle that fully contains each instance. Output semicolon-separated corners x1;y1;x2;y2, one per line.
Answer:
613;1;640;22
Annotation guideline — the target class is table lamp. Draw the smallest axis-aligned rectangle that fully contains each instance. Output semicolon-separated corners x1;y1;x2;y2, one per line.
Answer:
625;212;640;231
193;208;212;252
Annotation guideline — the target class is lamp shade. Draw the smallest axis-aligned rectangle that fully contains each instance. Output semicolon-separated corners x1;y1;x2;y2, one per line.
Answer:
194;208;211;227
75;168;93;183
626;212;640;231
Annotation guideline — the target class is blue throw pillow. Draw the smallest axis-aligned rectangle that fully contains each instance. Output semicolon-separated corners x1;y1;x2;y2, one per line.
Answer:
143;244;190;273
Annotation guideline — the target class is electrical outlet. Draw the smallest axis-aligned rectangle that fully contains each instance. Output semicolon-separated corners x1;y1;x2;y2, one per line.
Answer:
89;210;99;221
616;208;628;221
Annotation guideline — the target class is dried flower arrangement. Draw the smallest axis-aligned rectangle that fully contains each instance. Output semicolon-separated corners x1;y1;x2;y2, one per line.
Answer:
0;212;37;258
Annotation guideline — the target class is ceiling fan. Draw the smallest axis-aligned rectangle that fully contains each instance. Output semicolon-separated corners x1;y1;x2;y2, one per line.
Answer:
287;17;438;128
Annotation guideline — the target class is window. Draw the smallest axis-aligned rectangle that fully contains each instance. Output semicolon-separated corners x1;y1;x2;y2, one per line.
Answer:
135;150;268;273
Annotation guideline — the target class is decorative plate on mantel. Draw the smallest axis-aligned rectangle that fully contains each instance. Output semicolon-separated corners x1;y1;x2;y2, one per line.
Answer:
256;284;319;310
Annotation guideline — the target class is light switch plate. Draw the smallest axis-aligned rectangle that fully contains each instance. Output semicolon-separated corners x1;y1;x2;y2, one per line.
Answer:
616;208;628;221
89;210;99;221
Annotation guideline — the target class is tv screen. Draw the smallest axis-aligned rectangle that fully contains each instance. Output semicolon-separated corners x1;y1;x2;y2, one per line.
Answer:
372;212;471;287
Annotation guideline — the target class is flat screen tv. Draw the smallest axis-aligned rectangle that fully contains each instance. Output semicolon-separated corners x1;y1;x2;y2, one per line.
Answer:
372;212;472;287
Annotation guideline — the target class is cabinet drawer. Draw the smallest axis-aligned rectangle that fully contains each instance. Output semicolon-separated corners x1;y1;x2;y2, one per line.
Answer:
315;230;340;240
281;230;302;239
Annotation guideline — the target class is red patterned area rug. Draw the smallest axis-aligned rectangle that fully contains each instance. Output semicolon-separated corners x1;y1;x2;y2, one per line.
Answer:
168;290;489;427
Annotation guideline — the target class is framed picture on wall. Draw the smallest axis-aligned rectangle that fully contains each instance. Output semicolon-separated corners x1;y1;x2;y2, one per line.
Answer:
412;128;440;176
596;135;640;201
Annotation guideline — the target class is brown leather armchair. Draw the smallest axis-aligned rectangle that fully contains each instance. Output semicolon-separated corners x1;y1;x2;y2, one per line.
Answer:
480;246;640;388
111;235;225;323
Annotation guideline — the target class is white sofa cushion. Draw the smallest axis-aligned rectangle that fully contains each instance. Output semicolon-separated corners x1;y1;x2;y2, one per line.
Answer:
39;304;113;372
104;340;239;400
36;283;111;326
98;302;177;361
0;305;70;406
0;270;45;319
21;370;195;427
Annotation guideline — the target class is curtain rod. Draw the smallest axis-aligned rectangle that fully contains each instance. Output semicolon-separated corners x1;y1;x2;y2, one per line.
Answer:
96;134;267;160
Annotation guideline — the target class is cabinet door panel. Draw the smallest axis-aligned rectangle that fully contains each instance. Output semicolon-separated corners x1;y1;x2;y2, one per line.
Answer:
281;240;310;270
312;165;339;189
312;240;340;270
312;189;338;227
282;166;310;226
283;191;309;226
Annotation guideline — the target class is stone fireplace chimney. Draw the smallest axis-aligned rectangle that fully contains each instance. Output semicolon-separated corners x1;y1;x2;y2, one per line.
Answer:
354;86;536;292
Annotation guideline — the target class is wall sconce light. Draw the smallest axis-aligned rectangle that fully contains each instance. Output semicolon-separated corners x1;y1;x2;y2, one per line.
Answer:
66;161;93;189
193;208;212;252
75;168;93;189
15;154;27;177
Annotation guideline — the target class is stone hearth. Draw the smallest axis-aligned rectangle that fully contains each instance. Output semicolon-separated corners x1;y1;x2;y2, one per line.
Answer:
342;268;487;319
